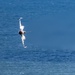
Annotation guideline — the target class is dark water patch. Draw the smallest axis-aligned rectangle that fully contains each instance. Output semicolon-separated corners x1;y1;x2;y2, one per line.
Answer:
0;47;75;62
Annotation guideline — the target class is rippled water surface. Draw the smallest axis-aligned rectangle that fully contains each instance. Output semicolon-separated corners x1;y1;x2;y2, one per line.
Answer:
0;0;75;75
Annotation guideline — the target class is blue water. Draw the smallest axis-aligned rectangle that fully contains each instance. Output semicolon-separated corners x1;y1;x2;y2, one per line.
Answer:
1;0;75;75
